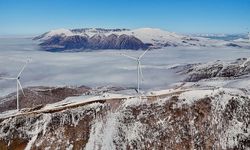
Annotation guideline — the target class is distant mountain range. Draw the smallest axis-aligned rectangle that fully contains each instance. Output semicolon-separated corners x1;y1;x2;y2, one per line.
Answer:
190;33;249;41
34;28;250;52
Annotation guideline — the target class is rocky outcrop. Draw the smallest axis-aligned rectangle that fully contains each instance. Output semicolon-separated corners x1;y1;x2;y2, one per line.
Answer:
175;58;250;82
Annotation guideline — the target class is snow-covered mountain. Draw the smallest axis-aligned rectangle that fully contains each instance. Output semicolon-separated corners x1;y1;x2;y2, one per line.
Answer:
34;28;250;52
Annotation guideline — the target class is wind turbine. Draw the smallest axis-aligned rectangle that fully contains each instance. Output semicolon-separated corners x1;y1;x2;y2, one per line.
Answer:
121;49;149;94
0;59;30;110
243;28;250;67
248;30;250;42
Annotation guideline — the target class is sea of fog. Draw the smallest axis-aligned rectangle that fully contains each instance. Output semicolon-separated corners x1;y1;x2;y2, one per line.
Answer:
0;38;250;96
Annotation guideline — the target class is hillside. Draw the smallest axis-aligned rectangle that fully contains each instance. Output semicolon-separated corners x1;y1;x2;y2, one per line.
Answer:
0;86;249;149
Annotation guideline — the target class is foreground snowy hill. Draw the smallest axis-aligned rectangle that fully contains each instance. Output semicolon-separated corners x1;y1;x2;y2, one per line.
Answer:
0;85;249;149
0;58;250;149
34;28;250;51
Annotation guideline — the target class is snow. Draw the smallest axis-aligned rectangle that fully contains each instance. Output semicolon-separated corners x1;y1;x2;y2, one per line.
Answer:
122;96;146;107
24;135;38;150
41;93;132;111
125;28;183;44
234;38;249;42
41;95;94;110
85;111;120;150
148;88;178;96
226;77;250;90
85;95;149;150
240;57;250;67
42;28;74;40
190;75;250;92
177;86;248;109
178;89;215;106
0;109;19;119
66;144;73;150
124;121;146;147
220;118;250;149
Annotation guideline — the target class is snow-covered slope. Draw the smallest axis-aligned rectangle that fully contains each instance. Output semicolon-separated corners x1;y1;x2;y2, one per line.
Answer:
174;57;250;82
45;28;74;37
0;85;249;149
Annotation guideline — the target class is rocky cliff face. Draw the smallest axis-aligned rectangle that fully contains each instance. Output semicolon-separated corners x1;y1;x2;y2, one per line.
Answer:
39;34;148;52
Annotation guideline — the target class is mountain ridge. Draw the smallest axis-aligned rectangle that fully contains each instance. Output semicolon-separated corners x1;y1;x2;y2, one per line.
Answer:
34;28;250;52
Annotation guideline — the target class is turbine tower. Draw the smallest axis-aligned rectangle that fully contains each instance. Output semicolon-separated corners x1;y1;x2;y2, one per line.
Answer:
121;50;149;94
248;30;250;42
0;59;31;110
246;28;250;42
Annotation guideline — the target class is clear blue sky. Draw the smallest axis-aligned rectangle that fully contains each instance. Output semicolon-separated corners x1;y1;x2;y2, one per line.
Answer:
0;0;249;35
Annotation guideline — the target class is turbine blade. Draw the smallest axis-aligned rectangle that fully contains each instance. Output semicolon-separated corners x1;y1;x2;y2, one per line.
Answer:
17;80;25;96
139;49;149;59
120;53;137;60
139;62;144;81
17;60;29;77
0;77;16;80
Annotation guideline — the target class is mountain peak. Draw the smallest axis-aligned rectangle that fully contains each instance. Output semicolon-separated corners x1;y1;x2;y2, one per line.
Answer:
42;28;73;40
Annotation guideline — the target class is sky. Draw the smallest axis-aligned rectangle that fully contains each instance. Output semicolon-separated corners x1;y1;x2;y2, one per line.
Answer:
0;0;250;35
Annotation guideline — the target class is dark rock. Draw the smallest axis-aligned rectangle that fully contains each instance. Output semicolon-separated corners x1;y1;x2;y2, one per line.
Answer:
182;37;200;41
226;43;241;48
38;34;148;52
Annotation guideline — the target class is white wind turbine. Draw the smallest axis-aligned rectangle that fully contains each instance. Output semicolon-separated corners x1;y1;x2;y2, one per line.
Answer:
121;49;149;94
0;59;31;110
248;29;250;42
241;28;250;67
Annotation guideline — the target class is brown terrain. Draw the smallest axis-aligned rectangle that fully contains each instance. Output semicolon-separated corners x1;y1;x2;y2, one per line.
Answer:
0;86;91;113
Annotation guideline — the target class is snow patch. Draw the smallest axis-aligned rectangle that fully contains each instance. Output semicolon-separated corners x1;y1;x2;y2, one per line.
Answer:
178;89;215;106
45;28;74;39
24;135;38;150
85;111;120;150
